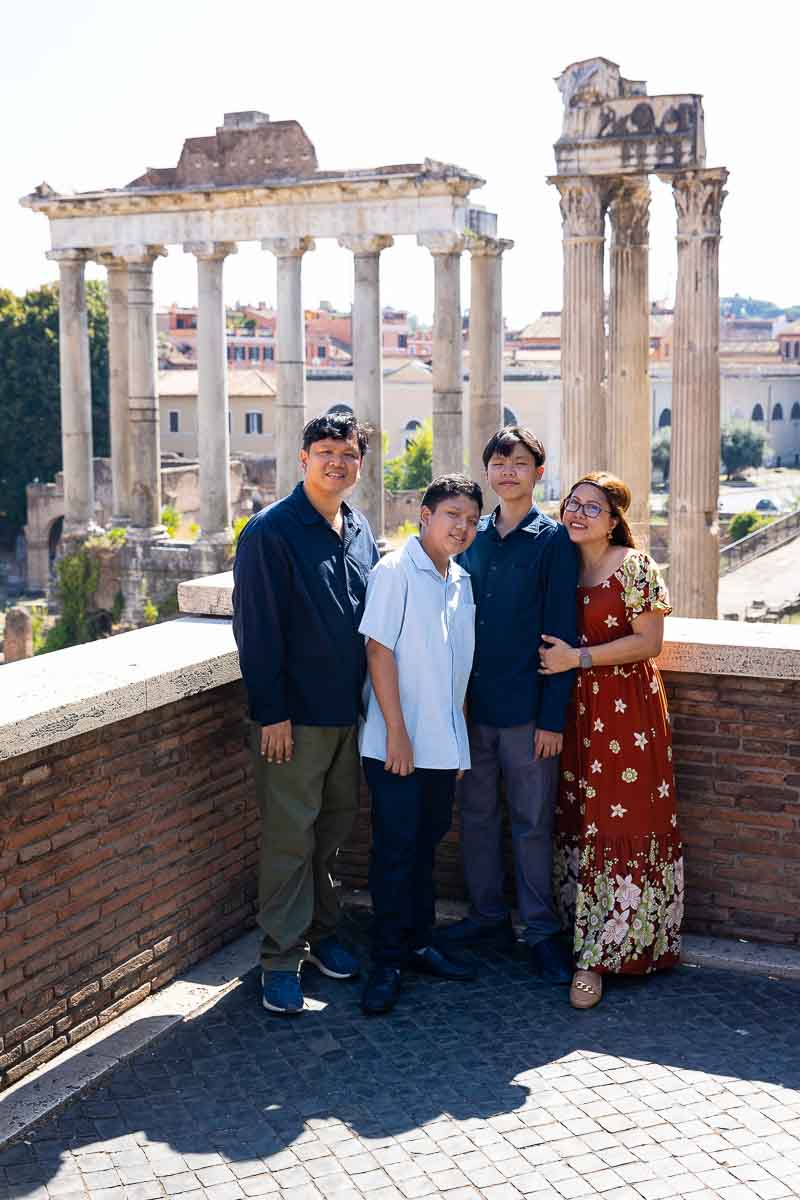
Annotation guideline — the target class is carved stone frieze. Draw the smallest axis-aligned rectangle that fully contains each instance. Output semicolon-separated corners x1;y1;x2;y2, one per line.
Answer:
337;234;394;256
608;177;650;247
417;231;466;256
549;176;608;238
670;168;729;238
261;236;315;258
466;235;514;258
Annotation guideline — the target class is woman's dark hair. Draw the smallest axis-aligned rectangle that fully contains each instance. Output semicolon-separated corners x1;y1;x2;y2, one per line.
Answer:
421;473;483;515
560;471;636;548
482;426;546;470
302;413;370;458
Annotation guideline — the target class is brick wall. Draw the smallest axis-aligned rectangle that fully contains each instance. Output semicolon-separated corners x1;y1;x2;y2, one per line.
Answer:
0;682;259;1091
663;672;800;945
2;669;799;1090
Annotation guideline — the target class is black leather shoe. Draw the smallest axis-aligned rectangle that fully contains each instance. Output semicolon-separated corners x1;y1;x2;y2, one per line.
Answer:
361;967;401;1015
435;916;516;951
406;946;476;981
528;934;573;984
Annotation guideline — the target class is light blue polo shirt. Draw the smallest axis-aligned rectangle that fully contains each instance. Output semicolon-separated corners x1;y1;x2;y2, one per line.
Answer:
358;535;476;771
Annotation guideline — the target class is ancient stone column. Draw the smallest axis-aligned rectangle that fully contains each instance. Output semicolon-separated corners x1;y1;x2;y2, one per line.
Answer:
119;245;166;532
668;168;728;618
549;176;609;495
4;607;33;662
418;232;465;478
262;237;315;499
469;236;513;511
185;241;237;542
608;177;651;550
46;249;94;535
99;256;132;525
338;234;394;536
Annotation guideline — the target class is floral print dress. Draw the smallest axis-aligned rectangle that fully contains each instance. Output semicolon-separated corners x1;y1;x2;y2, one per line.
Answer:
554;551;683;976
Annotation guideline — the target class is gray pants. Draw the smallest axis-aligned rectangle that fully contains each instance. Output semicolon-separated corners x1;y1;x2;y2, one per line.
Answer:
458;721;560;946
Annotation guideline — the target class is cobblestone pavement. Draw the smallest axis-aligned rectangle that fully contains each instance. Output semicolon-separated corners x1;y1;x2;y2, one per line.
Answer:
5;913;800;1200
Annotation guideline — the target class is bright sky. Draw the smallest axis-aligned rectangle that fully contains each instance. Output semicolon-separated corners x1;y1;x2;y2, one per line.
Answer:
3;0;796;328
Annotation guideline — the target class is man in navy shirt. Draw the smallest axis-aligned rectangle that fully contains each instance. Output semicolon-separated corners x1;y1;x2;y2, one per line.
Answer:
438;427;579;982
233;413;379;1014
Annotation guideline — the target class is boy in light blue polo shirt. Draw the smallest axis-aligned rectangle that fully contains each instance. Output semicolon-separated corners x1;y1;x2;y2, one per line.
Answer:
358;474;482;1015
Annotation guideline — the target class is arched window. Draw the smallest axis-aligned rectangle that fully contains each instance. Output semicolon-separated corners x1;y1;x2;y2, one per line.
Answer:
658;408;671;428
326;403;353;415
772;403;784;421
404;418;422;449
503;406;518;427
751;403;764;422
792;402;800;420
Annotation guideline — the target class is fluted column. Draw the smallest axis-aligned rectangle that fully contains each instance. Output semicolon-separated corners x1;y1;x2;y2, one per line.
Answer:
119;245;166;532
185;241;237;541
668;168;728;618
46;249;94;536
608;177;651;550
262;237;315;498
418;232;465;478
338;234;393;536
469;236;513;511
549;176;609;494
98;255;132;524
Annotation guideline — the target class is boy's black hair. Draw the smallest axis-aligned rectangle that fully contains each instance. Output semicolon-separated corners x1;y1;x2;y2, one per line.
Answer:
421;473;483;515
481;426;546;470
302;412;370;458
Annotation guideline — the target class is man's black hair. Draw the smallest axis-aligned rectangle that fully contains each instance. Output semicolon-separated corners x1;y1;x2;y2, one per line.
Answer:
302;412;370;458
421;473;483;515
481;426;546;470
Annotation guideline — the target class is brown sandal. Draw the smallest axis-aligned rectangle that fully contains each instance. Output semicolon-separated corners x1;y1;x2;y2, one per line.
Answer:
570;969;603;1009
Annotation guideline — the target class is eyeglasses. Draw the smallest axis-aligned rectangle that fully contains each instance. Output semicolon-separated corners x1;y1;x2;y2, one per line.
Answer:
564;497;612;519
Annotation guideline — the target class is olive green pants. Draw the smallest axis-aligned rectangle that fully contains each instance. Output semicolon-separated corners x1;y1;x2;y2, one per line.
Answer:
250;723;360;973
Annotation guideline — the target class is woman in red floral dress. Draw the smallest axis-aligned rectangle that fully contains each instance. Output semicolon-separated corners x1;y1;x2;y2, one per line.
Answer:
539;472;682;1010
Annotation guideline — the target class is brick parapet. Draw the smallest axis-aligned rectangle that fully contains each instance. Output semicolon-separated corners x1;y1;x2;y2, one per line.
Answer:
2;669;799;1090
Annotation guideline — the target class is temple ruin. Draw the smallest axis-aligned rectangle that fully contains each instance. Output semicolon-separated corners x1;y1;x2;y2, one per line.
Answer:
21;112;512;584
550;57;728;617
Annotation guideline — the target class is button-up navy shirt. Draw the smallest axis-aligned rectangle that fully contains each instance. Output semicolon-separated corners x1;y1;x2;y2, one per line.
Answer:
232;482;379;727
457;506;579;733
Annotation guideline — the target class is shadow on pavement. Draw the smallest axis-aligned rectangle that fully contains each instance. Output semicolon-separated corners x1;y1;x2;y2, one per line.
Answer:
4;907;800;1195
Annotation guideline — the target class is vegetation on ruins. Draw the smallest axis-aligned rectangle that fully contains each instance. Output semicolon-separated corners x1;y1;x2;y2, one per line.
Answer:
161;505;181;538
384;419;433;492
651;429;671;485
728;510;772;542
720;426;766;480
41;543;102;653
721;294;800;321
0;282;109;545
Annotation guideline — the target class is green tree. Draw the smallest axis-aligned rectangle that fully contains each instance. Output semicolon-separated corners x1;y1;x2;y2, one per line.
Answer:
728;510;770;542
0;281;108;543
651;429;671;486
383;419;433;492
720;426;766;480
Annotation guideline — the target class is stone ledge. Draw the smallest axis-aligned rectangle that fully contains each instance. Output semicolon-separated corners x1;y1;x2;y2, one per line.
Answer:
179;571;800;680
0;617;239;762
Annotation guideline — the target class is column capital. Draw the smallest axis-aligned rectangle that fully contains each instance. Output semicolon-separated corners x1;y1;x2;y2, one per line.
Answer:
46;248;93;265
417;231;466;256
95;250;129;270
261;236;315;258
112;244;168;266
183;241;238;260
467;235;514;258
548;175;610;240
608;176;651;248
337;234;394;256
665;168;729;240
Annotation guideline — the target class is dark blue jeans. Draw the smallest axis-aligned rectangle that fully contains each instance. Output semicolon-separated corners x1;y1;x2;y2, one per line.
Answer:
363;758;456;968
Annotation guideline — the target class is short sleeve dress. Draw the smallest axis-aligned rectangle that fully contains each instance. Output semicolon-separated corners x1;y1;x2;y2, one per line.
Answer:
553;551;683;976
